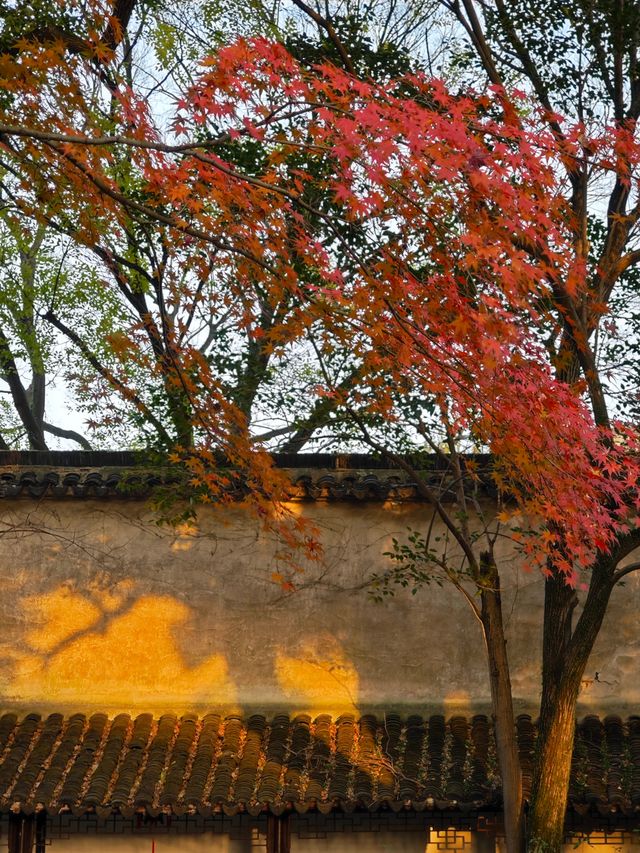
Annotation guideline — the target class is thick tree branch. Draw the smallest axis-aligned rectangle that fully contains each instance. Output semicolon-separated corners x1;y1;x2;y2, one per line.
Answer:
43;422;93;450
611;246;640;279
101;0;138;51
458;0;504;87
288;0;355;74
0;325;47;450
566;528;640;672
613;560;640;584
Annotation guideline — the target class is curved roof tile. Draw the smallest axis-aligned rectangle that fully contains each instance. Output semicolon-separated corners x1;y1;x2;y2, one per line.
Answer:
1;712;639;818
0;451;495;502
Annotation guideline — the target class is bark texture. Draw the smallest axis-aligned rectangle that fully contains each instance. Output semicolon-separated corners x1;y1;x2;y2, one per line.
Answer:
528;567;616;851
480;557;523;853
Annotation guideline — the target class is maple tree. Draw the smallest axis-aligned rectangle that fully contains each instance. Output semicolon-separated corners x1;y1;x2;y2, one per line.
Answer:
2;4;640;851
0;0;404;453
0;0;153;450
414;2;640;848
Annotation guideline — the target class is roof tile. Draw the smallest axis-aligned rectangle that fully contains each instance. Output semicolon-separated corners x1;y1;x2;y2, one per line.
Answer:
43;714;88;807
136;713;177;807
84;713;130;806
160;714;198;807
184;713;220;805
1;711;639;817
628;716;640;804
0;713;40;798
467;715;490;801
111;714;153;806
0;452;495;503
10;714;63;803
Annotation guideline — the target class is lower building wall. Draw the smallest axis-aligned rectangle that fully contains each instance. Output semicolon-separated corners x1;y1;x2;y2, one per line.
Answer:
4;813;634;852
55;833;430;852
27;828;638;853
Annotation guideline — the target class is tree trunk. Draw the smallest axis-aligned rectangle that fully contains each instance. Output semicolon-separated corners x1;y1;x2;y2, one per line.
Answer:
0;324;47;450
528;566;616;851
528;573;578;850
166;384;194;448
528;679;581;851
480;558;524;853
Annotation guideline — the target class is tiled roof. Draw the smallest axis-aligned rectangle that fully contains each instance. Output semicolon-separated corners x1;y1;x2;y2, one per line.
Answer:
0;451;494;501
0;470;452;501
0;713;637;818
0;469;173;499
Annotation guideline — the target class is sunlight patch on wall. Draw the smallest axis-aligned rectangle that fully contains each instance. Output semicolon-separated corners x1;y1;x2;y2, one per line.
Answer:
443;691;472;717
89;578;136;613
24;587;101;653
171;521;200;552
275;634;358;716
12;592;237;712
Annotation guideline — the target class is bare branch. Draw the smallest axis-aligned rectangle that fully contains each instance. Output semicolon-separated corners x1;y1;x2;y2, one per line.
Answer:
289;0;356;74
613;561;640;584
42;422;93;450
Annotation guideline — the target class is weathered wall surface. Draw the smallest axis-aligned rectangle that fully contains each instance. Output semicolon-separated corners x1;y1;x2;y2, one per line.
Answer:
0;484;638;717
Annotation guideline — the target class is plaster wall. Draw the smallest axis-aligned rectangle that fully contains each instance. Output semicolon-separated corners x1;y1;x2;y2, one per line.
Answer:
0;491;638;717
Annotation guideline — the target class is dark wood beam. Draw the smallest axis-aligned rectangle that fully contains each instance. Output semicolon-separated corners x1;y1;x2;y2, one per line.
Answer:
8;812;34;853
266;814;291;853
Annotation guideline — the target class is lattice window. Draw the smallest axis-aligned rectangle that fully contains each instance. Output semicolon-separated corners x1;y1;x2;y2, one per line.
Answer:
428;829;474;850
